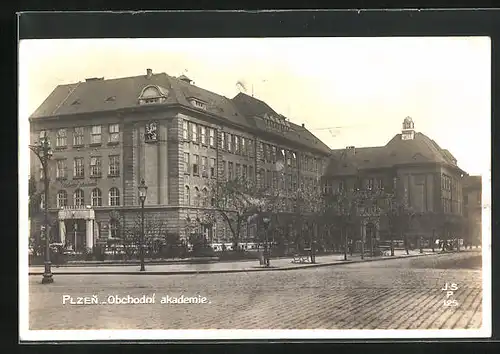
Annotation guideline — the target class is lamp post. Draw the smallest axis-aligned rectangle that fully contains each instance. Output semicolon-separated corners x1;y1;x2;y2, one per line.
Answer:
262;216;271;267
138;179;148;272
29;136;54;284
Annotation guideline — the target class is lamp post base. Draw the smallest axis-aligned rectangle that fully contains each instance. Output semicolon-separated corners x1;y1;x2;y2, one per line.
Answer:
140;263;146;272
41;261;54;284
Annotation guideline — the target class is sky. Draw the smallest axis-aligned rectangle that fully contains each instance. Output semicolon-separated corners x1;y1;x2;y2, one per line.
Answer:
19;37;491;175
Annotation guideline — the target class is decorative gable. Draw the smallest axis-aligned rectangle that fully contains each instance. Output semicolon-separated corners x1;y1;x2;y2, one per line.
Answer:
138;85;168;105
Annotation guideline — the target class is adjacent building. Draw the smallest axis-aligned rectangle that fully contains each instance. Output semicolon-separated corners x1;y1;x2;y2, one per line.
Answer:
29;69;331;251
463;175;482;246
323;117;468;247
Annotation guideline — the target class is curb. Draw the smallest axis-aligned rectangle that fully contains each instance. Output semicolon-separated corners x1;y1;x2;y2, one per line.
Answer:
28;251;460;276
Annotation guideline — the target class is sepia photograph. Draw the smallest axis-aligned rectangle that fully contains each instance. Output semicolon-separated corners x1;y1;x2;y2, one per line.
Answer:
19;37;491;341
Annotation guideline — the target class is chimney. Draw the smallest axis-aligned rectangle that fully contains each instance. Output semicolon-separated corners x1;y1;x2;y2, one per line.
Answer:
301;123;305;128
146;68;153;79
345;146;356;155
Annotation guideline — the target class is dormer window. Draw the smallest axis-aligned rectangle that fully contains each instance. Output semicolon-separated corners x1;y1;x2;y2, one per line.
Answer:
189;98;207;110
138;85;168;105
106;96;116;102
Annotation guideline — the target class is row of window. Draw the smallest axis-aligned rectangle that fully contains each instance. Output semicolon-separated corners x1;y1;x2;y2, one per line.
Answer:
182;121;217;148
39;124;120;148
222;161;254;181
184;186;213;207
45;156;120;180
183;153;216;178
323;178;385;195
55;188;121;208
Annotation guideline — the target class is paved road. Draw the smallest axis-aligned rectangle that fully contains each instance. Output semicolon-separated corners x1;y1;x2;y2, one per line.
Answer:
28;251;482;330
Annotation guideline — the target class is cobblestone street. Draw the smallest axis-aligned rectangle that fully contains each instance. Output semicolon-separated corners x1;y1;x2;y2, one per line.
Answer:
28;251;482;330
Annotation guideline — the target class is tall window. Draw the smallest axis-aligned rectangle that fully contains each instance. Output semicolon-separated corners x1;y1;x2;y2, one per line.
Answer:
209;158;216;178
209;128;215;147
259;142;264;161
248;139;254;157
201;156;208;177
90;125;102;144
74;157;84;178
236;163;241;178
40;194;45;210
183;120;189;140
109;124;119;143
74;189;84;206
56;129;67;147
367;178;374;190
241;138;246;155
221;160;226;180
200;126;206;145
202;188;208;207
242;165;248;180
191;123;198;143
221;132;226;151
249;165;254;180
91;188;102;206
193;155;199;175
234;136;240;154
184;186;190;205
194;187;200;206
228;162;234;180
73;127;84;146
90;157;102;177
184;153;190;174
109;219;120;238
56;159;67;179
227;134;232;152
109;187;120;206
57;190;67;208
108;155;120;176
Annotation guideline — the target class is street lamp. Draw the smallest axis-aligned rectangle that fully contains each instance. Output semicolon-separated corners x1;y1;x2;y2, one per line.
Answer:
29;136;54;284
262;216;271;267
138;179;148;272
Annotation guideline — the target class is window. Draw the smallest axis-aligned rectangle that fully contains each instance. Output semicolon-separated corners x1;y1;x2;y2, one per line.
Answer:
286;150;291;166
272;171;278;189
377;178;385;190
227;134;232;153
194;187;200;206
209;158;216;178
201;156;208;177
90;157;102;177
242;165;248;180
221;132;226;151
241;137;246;155
109;155;120;176
248;139;254;157
292;174;297;190
56;129;67;147
228;162;234;180
109;219;120;238
236;163;241;178
56;159;67;179
259;142;264;161
266;170;272;188
109;187;120;206
202;188;208;207
193;155;199;175
73;127;84;146
184;153;190;174
91;188;102;206
338;180;345;192
184;186;190;205
109;124;119;143
209;128;215;147
191;123;198;143
90;125;102;144
221;160;226;180
249;165;254;180
291;151;297;168
200;126;207;145
234;136;239;154
57;190;67;208
74;158;84;178
183;120;189;140
74;189;84;206
367;178;374;190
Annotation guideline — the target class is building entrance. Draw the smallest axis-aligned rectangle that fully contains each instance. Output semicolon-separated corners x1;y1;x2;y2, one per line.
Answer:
64;219;87;251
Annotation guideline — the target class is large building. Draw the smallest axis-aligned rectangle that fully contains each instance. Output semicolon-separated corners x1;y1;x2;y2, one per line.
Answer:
29;69;331;251
323;117;467;248
463;175;482;247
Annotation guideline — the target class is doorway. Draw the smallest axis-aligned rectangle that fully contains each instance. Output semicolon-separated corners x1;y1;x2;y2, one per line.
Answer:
64;219;87;251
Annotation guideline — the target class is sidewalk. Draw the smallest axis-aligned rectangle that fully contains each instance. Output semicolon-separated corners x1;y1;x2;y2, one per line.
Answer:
27;249;465;275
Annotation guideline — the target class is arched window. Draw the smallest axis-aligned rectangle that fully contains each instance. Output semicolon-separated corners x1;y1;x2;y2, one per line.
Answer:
91;188;102;206
202;188;208;206
184;186;190;205
74;189;84;207
194;187;200;206
57;190;67;208
109;187;120;206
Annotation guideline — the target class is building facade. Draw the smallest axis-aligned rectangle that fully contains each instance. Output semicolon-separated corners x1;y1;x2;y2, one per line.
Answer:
323;117;467;248
463;176;482;246
29;69;331;251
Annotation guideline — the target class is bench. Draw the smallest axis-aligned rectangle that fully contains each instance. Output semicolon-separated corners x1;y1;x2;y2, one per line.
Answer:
292;249;312;263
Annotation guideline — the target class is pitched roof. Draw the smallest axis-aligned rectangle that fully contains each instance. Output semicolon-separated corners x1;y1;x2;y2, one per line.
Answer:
30;72;332;154
326;132;465;176
231;93;331;154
